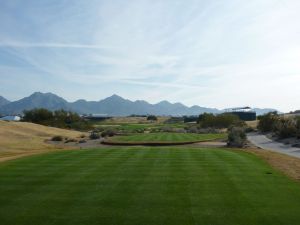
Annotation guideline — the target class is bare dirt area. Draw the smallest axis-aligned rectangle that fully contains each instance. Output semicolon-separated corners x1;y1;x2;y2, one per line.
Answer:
189;141;227;148
47;138;108;149
245;120;258;129
0;121;86;161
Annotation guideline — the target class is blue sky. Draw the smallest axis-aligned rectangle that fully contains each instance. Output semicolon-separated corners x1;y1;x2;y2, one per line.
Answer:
0;0;300;112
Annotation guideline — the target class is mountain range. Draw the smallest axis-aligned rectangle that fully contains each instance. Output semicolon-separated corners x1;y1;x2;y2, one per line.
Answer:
0;92;277;116
0;96;10;107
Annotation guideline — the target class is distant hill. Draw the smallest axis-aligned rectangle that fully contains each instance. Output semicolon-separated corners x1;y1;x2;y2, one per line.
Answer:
68;94;221;116
0;92;277;116
0;92;69;115
0;96;10;107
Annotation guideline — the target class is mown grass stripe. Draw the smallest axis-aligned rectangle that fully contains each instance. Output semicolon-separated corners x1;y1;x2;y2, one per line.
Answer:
106;133;226;145
1;148;300;225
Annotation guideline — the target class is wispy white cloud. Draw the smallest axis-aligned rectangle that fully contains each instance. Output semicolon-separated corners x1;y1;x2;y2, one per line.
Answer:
0;42;113;49
0;0;300;111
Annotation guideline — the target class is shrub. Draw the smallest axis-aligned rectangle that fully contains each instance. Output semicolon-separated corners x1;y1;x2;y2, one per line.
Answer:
160;126;173;132
257;112;278;132
51;135;63;141
64;138;77;143
273;118;297;139
90;131;100;139
296;116;300;139
198;128;221;134
23;108;53;124
147;115;158;121
101;129;116;137
79;140;87;143
164;117;184;124
93;127;105;133
185;126;199;133
183;116;198;123
227;126;246;147
258;113;299;139
173;128;186;133
149;128;160;133
136;129;145;133
245;126;255;133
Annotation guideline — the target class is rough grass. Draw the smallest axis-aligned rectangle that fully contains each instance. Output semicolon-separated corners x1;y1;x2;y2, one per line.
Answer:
1;147;300;225
107;132;226;144
0;121;83;159
248;148;300;181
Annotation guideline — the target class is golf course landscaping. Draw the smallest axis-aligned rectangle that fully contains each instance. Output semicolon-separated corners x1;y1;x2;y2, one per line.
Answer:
103;132;226;145
1;147;300;225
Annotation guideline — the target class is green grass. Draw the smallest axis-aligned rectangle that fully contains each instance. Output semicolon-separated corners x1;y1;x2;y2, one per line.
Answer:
108;132;226;144
94;123;186;132
1;147;300;224
94;123;149;129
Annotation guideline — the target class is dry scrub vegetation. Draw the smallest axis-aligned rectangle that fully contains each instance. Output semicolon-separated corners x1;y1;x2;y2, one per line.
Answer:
0;121;83;161
248;148;300;181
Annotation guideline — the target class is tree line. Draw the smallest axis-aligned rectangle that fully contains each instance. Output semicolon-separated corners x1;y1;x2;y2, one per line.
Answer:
22;108;92;131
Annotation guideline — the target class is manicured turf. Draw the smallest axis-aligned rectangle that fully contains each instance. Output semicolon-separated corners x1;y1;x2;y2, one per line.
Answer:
94;123;186;132
108;132;226;144
1;147;300;225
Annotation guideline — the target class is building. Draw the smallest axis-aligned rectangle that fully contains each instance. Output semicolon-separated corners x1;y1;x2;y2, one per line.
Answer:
224;107;256;121
0;115;21;121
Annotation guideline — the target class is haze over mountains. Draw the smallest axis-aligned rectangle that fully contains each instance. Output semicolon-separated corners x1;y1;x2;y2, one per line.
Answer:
0;92;277;116
0;96;10;107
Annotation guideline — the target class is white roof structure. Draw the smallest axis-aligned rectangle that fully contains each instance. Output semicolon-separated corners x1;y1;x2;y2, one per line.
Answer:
224;107;253;113
0;116;21;121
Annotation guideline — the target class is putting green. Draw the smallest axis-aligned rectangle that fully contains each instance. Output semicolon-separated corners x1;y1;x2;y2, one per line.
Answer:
1;147;300;225
105;132;226;144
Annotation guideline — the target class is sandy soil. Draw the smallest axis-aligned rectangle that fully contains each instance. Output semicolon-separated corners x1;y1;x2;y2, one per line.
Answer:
188;141;227;147
245;120;258;129
47;138;109;149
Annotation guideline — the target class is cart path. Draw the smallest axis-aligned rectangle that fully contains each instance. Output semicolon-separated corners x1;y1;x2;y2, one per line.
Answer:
247;132;300;158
